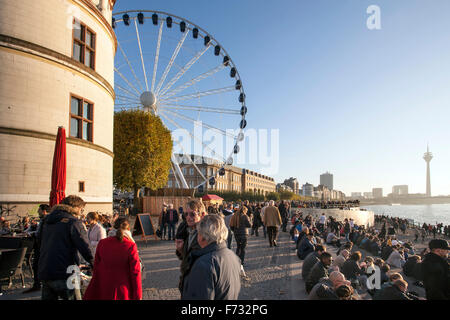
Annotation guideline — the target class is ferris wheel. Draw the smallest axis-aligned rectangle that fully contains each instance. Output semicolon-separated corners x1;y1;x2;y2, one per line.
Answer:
112;10;247;191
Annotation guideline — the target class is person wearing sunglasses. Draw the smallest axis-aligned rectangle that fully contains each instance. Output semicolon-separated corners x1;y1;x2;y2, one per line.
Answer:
175;199;208;294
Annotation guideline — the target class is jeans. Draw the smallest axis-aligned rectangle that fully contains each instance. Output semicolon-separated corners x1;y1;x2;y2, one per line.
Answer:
345;233;350;242
162;224;168;239
235;236;248;265
262;225;267;238
168;222;176;240
41;280;77;300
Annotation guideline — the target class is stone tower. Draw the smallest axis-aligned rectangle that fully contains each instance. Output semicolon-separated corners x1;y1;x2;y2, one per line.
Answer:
423;144;433;197
0;0;117;214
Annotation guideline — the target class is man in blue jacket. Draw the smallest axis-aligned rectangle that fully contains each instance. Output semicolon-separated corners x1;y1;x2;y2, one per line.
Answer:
182;214;241;300
38;195;94;300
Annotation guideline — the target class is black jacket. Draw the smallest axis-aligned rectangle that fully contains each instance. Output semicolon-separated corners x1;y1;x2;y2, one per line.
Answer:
341;259;364;281
305;261;329;293
37;204;94;281
230;214;252;238
373;284;413;300
302;251;320;279
421;252;450;300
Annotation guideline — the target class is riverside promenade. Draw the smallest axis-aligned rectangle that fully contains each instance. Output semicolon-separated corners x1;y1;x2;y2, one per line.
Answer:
0;219;432;300
0;225;309;300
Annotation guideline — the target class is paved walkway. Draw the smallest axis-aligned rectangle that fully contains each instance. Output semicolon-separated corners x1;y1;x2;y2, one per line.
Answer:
0;225;309;300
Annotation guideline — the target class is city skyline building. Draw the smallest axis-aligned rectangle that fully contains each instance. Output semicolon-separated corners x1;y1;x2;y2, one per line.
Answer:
320;171;333;191
372;188;383;199
423;144;433;197
392;185;409;196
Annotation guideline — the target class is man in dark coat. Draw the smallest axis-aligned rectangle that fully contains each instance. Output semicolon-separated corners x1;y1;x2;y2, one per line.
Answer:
175;199;207;294
297;233;315;260
373;279;418;300
182;215;241;300
421;239;449;300
305;252;333;293
302;245;326;280
38;196;94;300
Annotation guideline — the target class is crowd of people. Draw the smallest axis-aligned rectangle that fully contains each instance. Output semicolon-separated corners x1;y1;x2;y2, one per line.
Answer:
1;197;448;301
290;211;449;300
291;200;361;210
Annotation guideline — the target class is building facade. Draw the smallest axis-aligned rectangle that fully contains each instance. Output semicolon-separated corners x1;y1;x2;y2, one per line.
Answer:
302;183;314;197
320;172;333;191
392;185;409;196
283;177;299;194
372;188;383;199
242;169;276;195
0;0;117;214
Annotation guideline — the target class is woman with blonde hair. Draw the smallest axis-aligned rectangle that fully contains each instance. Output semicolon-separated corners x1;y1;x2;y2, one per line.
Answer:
229;206;252;267
84;218;142;300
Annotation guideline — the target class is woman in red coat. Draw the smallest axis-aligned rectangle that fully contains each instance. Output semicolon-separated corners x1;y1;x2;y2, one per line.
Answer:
84;218;142;300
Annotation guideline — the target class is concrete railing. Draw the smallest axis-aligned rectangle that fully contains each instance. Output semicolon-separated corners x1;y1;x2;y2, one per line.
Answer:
290;207;375;227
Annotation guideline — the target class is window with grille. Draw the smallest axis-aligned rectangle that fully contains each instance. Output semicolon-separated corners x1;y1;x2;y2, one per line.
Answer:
70;95;93;142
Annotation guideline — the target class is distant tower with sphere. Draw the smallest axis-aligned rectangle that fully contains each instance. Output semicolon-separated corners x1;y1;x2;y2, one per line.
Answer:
423;144;433;197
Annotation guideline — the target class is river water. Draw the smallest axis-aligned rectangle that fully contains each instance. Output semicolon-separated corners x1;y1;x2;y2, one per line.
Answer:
361;204;450;226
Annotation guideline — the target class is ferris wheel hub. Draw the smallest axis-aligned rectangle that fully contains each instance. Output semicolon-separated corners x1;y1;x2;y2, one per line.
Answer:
140;91;157;112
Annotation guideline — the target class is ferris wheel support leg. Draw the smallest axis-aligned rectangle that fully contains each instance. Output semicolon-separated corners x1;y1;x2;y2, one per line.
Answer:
171;154;189;189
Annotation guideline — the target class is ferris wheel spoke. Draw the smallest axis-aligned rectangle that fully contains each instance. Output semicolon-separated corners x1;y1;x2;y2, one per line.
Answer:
159;86;235;104
170;162;181;188
159;111;228;163
159;104;240;115
155;28;190;95
158;44;212;97
115;94;140;103
151;21;164;93
115;67;142;96
160;64;226;100
134;19;149;91
171;136;208;182
115;84;140;99
117;40;144;92
162;109;237;140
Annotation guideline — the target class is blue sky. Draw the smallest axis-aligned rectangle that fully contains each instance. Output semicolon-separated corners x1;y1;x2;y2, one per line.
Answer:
113;0;450;196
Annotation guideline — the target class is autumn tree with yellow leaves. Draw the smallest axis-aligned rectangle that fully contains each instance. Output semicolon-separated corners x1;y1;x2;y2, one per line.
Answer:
113;110;173;211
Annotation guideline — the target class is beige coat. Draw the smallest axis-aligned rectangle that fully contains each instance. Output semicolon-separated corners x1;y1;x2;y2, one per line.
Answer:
262;206;282;227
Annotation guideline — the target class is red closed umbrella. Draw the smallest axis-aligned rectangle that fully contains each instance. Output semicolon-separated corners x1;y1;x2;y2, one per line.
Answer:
50;126;67;207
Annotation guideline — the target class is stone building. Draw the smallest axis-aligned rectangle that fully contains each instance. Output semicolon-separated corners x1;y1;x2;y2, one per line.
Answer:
0;0;117;215
242;169;276;196
283;177;299;194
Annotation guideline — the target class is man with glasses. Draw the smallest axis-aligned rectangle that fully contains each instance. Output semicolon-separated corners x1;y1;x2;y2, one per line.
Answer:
175;199;208;294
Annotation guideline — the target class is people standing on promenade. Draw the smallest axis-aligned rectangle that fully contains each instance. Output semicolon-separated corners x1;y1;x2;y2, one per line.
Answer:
343;219;351;242
420;239;449;300
222;203;234;249
181;215;241;300
278;201;289;232
38;195;94;300
165;204;179;241
175;199;208;294
22;204;50;294
229;206;252;268
262;200;282;247
86;212;106;255
84;218;142;300
159;205;168;240
251;204;263;236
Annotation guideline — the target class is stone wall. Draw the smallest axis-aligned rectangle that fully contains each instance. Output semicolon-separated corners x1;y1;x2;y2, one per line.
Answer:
291;207;375;227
